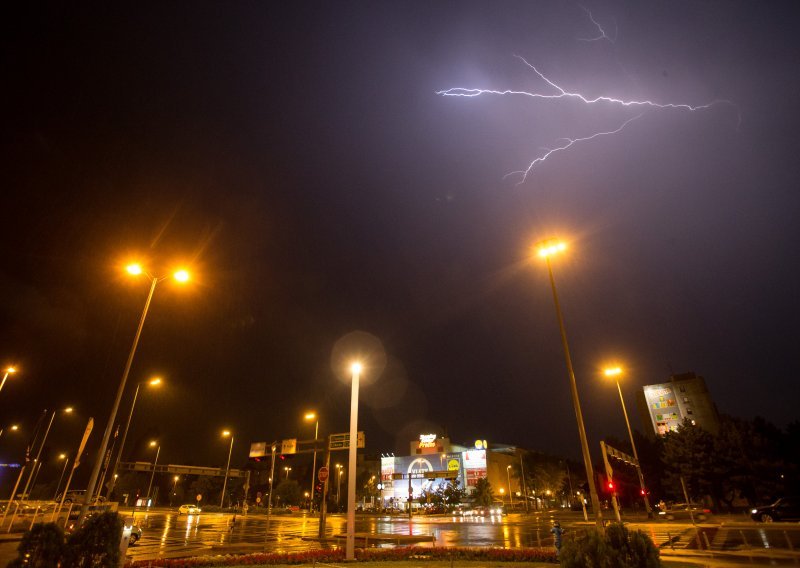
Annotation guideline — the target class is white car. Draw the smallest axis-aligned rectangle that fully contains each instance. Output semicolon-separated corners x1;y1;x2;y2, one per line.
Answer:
178;504;202;514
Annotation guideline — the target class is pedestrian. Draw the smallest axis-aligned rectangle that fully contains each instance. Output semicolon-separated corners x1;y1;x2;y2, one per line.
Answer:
551;520;564;557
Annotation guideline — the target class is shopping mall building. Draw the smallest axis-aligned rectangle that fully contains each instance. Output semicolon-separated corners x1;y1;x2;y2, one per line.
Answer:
378;434;523;509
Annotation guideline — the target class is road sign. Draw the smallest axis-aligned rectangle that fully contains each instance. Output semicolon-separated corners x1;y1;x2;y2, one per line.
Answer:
256;497;262;503
328;431;365;450
256;491;262;499
318;466;330;482
196;494;202;502
281;438;297;454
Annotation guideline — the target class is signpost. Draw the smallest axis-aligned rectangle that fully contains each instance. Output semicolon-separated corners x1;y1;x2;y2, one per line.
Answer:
328;432;364;451
280;439;297;455
318;466;329;483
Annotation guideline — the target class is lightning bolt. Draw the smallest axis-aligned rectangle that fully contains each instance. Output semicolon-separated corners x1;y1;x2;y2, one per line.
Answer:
437;55;736;183
504;114;642;184
438;55;729;112
578;6;617;43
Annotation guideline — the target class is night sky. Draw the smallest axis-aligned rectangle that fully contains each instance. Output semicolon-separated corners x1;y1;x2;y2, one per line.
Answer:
2;1;798;481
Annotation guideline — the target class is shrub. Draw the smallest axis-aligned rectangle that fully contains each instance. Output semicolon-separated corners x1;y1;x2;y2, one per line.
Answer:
8;522;66;568
559;523;661;568
64;511;124;567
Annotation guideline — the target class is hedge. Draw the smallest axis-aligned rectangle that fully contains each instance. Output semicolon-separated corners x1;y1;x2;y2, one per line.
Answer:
128;546;557;567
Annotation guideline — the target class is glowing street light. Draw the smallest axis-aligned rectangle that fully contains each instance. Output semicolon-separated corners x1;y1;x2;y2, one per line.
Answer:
106;376;163;498
81;261;191;521
284;466;292;479
0;424;19;438
53;454;70;500
345;360;362;561
145;441;161;505
506;465;514;507
22;406;74;500
603;365;653;517
0;366;17;396
304;411;319;513
220;430;234;508
534;239;603;529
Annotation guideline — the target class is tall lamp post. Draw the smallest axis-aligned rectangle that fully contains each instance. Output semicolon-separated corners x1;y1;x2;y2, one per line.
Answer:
0;367;17;396
345;361;362;561
107;377;163;498
145;440;161;505
506;465;514;508
81;263;189;521
220;430;234;508
336;464;343;505
535;239;603;529
603;366;653;517
304;412;319;513
53;454;70;500
22;407;73;499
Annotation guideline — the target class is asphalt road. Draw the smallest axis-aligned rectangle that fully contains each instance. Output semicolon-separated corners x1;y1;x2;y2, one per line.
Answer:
1;508;799;566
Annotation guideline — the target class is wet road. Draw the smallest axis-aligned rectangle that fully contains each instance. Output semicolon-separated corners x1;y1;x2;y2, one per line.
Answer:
124;509;800;564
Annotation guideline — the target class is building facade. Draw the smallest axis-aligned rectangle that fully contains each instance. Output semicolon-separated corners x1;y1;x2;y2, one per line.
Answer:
636;372;720;436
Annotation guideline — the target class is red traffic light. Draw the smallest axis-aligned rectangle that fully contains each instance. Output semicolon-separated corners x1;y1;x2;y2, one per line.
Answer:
606;480;615;492
640;488;646;496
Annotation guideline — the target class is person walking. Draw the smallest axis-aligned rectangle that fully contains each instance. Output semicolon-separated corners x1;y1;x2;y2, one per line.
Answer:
551;520;565;557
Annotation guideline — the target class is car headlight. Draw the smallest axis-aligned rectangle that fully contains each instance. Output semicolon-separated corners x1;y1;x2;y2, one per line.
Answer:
751;509;758;514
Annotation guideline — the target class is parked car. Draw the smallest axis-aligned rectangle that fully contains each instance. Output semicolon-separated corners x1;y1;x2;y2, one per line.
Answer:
129;525;142;544
178;504;201;514
657;502;712;522
751;497;800;523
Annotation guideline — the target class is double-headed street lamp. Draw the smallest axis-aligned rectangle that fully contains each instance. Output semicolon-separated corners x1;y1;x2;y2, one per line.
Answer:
284;466;292;479
145;440;161;505
535;239;603;529
603;366;653;517
81;262;190;521
304;412;319;513
220;430;234;508
106;376;163;498
0;367;17;396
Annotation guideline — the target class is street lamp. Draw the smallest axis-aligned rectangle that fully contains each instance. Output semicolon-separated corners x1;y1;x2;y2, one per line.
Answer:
603;366;653;517
23;407;73;499
284;466;292;479
171;475;180;506
220;430;234;508
506;465;514;508
336;464;343;504
0;424;19;438
145;440;161;505
106;376;163;498
53;454;70;500
0;366;17;396
80;262;190;521
304;412;319;513
535;239;603;529
345;360;362;561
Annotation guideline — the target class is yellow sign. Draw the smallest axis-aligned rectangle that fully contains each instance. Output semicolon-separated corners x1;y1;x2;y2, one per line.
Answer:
447;459;459;471
418;434;437;448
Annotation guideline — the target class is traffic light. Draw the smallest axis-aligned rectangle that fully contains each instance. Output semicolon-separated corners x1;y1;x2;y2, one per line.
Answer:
640;488;646;496
606;479;615;492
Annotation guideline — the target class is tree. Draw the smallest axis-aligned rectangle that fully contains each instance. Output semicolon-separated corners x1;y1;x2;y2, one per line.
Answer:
472;477;494;506
63;512;123;567
441;479;466;509
275;479;302;506
661;419;717;505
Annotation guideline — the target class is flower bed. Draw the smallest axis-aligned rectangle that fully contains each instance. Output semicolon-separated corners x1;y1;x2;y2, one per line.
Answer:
129;546;557;567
